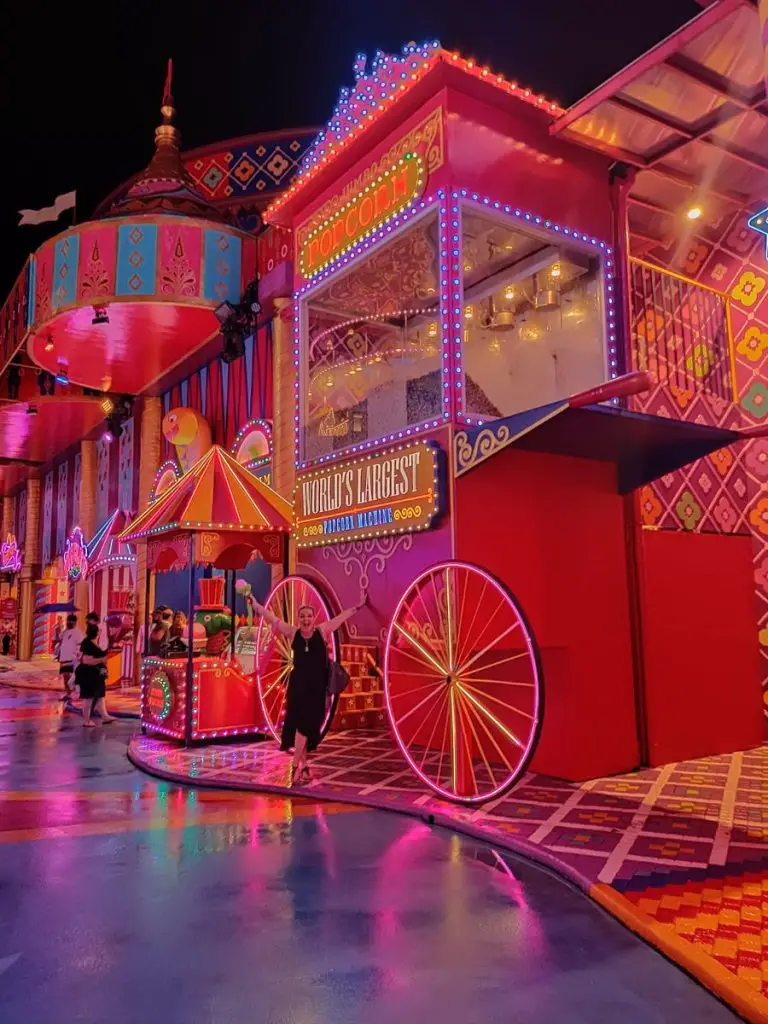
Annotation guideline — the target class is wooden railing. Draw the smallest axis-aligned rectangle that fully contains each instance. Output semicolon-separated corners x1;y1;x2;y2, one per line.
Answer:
628;258;735;406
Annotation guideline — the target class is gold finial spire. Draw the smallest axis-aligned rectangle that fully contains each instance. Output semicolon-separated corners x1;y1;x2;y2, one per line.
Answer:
155;58;180;152
161;58;174;125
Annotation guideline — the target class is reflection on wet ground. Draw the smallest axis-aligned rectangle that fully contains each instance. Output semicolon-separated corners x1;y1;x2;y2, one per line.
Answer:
0;689;739;1023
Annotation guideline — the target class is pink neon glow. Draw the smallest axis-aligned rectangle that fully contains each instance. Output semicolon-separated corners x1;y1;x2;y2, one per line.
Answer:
0;534;21;573
254;576;338;743
63;527;89;582
383;560;543;806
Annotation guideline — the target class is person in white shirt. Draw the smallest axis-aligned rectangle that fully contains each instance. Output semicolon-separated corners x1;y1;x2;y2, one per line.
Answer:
57;613;84;701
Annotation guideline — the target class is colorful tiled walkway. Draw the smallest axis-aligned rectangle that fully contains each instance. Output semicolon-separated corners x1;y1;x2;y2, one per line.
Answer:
3;687;741;1024
0;656;140;717
130;730;768;1022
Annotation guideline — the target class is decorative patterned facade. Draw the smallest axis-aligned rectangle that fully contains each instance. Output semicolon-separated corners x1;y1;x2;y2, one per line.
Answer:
634;204;768;703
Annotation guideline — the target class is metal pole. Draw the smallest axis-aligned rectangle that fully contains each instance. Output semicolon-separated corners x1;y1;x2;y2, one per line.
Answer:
185;539;195;745
229;569;236;661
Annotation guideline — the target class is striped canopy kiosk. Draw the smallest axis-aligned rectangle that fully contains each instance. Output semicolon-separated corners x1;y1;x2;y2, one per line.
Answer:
119;445;293;744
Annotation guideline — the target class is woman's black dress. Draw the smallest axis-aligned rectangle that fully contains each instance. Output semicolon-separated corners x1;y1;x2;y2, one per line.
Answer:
75;638;107;700
281;629;328;752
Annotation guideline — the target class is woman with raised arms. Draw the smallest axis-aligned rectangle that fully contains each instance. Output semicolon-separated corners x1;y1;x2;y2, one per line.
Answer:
248;591;367;784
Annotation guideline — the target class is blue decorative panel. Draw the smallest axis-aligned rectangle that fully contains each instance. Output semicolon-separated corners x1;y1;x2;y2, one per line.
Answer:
116;223;157;296
56;462;68;555
202;230;241;302
118;418;135;514
52;234;80;309
42;471;53;567
72;453;81;531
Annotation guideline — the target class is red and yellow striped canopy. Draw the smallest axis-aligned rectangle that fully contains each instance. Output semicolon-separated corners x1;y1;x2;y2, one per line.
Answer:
120;445;292;541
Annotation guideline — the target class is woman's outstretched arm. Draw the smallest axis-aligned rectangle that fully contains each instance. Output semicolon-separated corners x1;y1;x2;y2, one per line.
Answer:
247;596;297;638
319;593;367;636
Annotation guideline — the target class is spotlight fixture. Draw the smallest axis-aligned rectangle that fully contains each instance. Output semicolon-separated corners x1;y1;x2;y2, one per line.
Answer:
214;301;238;325
240;280;262;316
221;326;246;364
102;394;133;440
216;279;261;362
92;306;109;325
104;413;123;440
686;205;702;221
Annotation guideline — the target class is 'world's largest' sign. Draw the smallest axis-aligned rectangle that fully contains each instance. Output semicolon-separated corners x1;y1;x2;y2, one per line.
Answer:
295;442;441;548
298;153;424;279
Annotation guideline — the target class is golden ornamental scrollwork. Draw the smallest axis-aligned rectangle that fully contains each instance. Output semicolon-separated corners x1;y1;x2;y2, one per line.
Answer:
455;424;512;475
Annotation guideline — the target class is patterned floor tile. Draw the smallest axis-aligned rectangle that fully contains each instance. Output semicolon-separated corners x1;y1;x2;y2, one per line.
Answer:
129;730;768;1010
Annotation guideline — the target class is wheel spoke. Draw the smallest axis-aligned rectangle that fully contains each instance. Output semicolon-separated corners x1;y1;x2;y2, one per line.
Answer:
433;700;452;786
407;687;451;748
454;688;479;796
456;592;508;671
456;687;497;793
456;685;517;774
455;622;519;678
460;675;534;689
456;682;524;750
389;667;447;680
407;584;445;661
444;566;456;671
454;577;488;668
388;680;446;701
460;682;535;720
449;689;459;794
459;650;531;680
397;680;449;726
418;689;450;773
393;621;448;676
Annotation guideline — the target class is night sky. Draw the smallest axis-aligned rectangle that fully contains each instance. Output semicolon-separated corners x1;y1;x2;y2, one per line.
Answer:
1;0;702;296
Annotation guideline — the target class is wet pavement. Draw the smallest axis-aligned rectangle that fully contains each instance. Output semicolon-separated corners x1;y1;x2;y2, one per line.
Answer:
0;688;741;1023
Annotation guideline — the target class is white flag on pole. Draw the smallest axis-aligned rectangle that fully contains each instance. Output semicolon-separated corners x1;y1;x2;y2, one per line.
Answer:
18;191;77;227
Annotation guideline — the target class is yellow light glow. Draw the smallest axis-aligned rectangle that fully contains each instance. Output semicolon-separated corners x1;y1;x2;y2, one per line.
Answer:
464;306;474;320
686;206;702;221
427;322;438;337
550;263;561;279
503;286;515;301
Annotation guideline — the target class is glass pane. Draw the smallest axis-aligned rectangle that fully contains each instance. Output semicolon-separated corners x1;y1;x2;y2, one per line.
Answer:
621;66;724;127
302;212;441;461
681;7;763;92
461;208;607;420
566;101;679;158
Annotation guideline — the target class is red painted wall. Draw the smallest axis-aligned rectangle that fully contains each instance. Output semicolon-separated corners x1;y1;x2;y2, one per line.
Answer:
455;447;640;780
637;529;763;766
444;89;614;241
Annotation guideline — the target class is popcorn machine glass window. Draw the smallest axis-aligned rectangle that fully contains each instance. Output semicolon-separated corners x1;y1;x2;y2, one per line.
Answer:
300;212;442;461
460;208;608;420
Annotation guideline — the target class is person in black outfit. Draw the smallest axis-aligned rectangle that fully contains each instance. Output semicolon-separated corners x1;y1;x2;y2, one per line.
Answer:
250;593;366;784
75;623;115;728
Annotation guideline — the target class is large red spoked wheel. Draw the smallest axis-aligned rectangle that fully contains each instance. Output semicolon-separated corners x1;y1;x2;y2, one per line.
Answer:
255;576;339;743
384;561;543;805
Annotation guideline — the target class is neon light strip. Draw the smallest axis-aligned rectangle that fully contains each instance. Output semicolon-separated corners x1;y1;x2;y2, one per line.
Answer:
265;41;562;223
452;190;617;426
294;195;444;469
